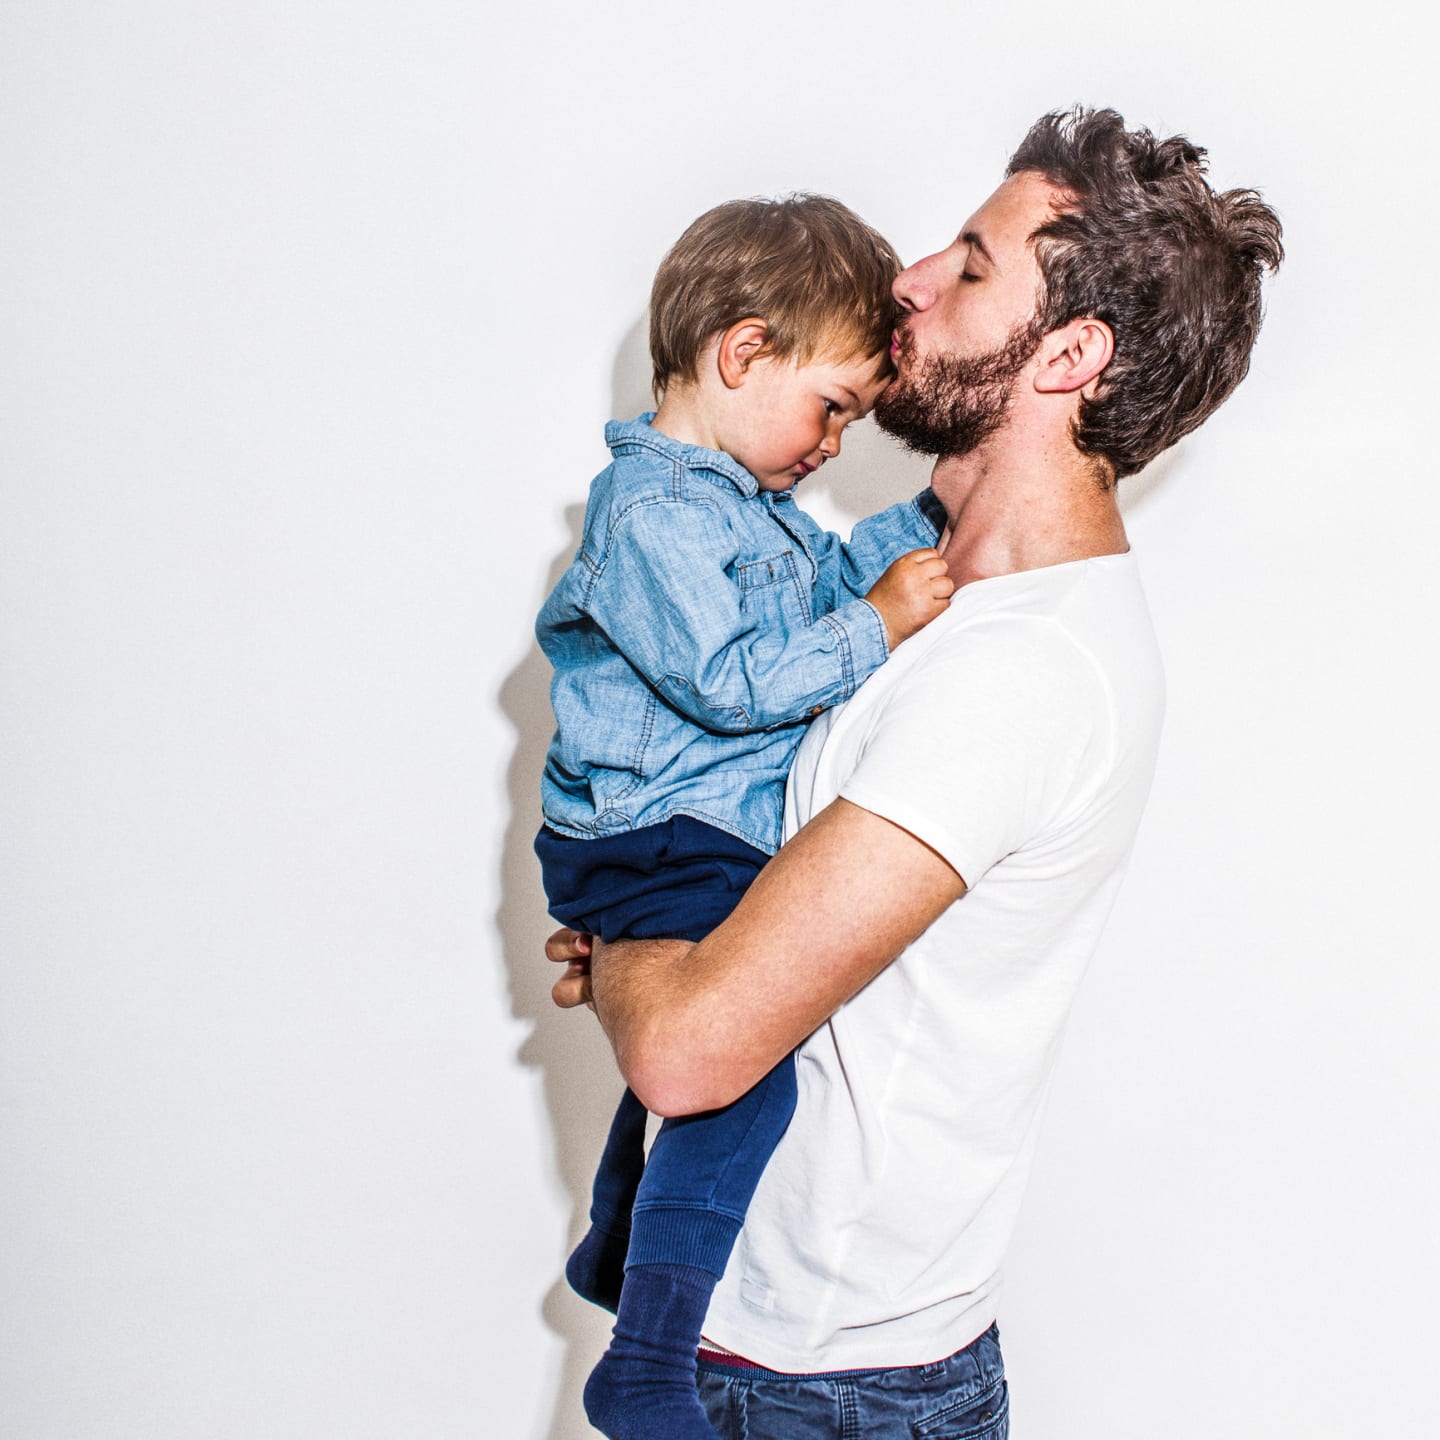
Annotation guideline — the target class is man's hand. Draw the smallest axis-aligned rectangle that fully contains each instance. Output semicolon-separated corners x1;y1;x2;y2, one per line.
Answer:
547;928;594;1010
864;548;955;650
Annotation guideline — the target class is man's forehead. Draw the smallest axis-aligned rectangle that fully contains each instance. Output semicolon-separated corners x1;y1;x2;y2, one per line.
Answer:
959;172;1065;261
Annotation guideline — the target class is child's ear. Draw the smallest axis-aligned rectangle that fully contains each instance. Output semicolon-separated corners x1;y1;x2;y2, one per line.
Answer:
717;318;771;389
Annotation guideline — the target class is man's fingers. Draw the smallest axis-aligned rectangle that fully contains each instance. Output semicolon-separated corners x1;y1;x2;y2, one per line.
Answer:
551;960;595;1011
548;928;596;1012
545;927;593;963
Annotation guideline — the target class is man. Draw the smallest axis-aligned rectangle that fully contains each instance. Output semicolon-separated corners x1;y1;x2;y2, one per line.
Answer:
550;107;1282;1438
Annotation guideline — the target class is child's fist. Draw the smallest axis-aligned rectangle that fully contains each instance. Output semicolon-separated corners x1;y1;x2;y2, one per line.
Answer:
865;548;955;650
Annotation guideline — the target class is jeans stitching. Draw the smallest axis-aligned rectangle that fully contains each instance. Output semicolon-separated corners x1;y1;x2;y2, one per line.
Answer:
911;1374;1008;1438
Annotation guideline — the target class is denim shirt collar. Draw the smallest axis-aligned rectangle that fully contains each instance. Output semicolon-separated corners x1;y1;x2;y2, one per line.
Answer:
604;413;760;499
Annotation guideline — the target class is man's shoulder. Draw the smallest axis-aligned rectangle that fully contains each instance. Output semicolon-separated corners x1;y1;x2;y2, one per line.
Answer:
885;556;1160;712
946;554;1154;649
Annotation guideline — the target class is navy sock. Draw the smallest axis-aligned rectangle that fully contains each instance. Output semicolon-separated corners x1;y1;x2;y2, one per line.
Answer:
565;1222;629;1314
582;1263;721;1440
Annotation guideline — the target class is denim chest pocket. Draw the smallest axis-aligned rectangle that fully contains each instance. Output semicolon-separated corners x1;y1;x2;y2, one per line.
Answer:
735;551;810;625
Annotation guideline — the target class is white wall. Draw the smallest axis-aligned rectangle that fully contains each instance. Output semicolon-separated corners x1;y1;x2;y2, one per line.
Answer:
2;3;1434;1436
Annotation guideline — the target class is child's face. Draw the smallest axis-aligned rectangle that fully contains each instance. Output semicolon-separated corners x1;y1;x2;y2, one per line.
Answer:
726;351;890;493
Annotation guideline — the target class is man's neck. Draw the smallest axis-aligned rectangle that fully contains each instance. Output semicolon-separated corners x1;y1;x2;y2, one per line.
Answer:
929;440;1129;588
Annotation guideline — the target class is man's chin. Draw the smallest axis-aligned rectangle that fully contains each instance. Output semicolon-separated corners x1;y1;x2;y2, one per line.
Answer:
874;385;974;459
876;318;1042;459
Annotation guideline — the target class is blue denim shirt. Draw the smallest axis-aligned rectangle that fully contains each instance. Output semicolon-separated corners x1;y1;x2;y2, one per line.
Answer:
537;415;944;854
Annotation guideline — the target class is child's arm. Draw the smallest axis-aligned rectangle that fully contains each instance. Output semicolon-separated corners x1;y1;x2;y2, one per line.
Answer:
582;500;946;733
806;488;948;615
864;547;954;652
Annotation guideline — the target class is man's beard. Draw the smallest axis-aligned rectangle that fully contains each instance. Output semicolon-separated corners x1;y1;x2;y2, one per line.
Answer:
874;319;1043;459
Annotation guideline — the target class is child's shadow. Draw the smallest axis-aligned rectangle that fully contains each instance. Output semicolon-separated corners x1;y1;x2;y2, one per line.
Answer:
496;573;618;1440
494;318;657;1440
494;317;1178;1440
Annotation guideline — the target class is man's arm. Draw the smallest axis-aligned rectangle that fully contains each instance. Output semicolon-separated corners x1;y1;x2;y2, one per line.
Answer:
551;798;967;1116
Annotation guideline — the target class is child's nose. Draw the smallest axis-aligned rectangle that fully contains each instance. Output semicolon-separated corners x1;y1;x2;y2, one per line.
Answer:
820;431;840;459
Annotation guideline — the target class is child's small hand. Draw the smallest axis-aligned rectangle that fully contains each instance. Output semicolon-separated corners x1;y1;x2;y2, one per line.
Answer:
865;548;955;650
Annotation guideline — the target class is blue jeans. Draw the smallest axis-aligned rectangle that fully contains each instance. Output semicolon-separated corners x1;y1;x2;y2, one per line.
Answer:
696;1325;1008;1440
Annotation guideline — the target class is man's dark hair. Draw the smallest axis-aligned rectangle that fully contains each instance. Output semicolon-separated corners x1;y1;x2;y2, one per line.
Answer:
1007;107;1283;481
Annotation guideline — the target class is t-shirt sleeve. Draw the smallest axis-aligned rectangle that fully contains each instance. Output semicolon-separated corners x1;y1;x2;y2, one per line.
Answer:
838;617;1109;888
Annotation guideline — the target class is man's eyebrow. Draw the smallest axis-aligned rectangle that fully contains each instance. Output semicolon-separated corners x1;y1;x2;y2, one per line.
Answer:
961;229;997;268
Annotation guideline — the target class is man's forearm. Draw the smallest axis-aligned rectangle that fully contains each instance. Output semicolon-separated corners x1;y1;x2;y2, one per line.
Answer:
590;924;807;1117
582;799;967;1117
589;936;698;1114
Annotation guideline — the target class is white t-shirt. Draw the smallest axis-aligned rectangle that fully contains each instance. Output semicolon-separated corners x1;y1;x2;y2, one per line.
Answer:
703;552;1166;1371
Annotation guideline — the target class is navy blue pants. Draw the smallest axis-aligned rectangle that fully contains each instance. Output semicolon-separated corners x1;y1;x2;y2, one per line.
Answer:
536;817;796;1277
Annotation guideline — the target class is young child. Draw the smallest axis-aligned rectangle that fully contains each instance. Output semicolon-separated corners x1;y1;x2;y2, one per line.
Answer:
534;194;954;1440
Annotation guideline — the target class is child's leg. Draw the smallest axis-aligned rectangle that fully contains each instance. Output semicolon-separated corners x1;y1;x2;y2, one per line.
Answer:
565;1085;647;1313
627;1053;798;1274
583;1055;797;1440
535;818;769;1318
541;818;789;1439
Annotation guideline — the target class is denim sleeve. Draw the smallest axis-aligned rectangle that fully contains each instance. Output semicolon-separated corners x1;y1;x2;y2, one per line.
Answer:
809;488;946;614
586;499;889;733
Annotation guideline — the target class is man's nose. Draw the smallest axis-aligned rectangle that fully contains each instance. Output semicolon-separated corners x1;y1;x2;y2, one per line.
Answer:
893;255;941;312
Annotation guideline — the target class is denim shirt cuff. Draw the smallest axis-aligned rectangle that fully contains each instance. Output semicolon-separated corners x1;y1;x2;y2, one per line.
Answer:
818;597;891;698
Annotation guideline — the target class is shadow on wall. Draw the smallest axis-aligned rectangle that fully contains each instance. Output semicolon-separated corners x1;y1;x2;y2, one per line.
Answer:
492;314;657;1440
496;600;620;1440
491;312;1180;1440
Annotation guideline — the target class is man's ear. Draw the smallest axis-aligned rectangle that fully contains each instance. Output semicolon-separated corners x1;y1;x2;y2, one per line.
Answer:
716;318;771;389
1033;317;1114;396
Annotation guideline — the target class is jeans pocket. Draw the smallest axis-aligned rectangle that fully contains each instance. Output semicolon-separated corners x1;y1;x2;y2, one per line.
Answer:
696;1370;747;1440
910;1376;1009;1439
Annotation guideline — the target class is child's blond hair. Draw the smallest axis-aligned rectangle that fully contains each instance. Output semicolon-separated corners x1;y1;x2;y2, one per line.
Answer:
648;194;900;399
